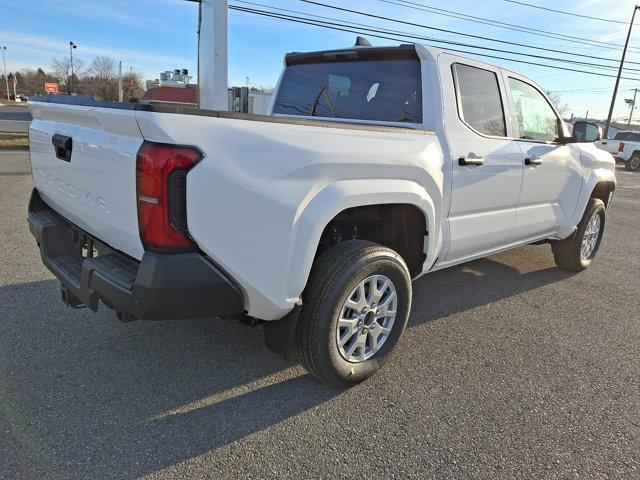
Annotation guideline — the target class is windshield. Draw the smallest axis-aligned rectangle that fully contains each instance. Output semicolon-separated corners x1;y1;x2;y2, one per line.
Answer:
273;59;422;123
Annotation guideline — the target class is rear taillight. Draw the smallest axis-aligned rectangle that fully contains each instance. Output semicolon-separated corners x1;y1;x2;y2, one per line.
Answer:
136;142;202;251
619;142;625;152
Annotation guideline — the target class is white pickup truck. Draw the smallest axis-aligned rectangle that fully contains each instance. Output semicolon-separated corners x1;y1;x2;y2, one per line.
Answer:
28;44;616;386
597;130;640;171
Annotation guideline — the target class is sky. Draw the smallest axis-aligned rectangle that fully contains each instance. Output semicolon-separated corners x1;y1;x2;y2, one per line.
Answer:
2;0;640;121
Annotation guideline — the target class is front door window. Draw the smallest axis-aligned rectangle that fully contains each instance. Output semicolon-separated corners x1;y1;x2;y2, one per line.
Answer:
508;78;560;143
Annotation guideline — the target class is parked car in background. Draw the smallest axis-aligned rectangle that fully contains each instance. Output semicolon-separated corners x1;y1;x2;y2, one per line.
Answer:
27;44;616;386
597;130;640;171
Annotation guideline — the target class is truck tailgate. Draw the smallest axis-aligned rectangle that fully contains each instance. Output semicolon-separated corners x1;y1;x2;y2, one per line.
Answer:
28;101;145;260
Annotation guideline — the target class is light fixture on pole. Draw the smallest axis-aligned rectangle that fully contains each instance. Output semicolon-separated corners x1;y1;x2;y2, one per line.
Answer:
69;41;77;94
604;5;640;139
1;46;9;101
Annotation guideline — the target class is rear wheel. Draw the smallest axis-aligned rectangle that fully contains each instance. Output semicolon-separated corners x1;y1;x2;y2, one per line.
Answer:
626;153;640;171
552;198;605;272
295;240;412;387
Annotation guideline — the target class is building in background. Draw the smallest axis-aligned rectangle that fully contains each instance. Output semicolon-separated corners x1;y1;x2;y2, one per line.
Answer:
145;69;193;90
142;68;198;107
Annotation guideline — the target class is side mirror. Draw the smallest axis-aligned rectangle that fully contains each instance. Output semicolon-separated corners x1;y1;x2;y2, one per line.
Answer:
573;121;602;143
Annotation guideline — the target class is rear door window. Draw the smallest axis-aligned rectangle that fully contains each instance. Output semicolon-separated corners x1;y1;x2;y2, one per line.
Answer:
273;58;422;123
453;63;507;137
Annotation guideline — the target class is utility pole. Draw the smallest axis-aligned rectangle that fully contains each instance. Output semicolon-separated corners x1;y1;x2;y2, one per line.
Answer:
1;46;8;101
605;5;639;138
118;61;123;102
628;88;639;127
69;41;77;94
198;0;228;110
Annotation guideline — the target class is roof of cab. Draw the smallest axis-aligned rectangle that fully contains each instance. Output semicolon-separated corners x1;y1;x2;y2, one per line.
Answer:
285;42;517;75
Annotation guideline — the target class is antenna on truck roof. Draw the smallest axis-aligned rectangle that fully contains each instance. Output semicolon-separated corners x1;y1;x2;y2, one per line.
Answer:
354;36;372;47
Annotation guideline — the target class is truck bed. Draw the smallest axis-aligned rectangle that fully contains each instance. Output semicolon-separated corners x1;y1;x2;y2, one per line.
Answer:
28;95;441;320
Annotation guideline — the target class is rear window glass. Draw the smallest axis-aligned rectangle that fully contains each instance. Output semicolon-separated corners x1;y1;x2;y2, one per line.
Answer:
273;59;422;123
614;131;640;141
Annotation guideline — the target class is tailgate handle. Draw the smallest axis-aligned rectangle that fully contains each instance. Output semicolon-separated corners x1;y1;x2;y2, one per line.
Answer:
52;134;73;162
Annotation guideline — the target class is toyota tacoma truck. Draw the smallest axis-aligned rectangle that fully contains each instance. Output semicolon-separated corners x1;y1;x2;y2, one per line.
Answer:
597;130;640;171
27;44;616;386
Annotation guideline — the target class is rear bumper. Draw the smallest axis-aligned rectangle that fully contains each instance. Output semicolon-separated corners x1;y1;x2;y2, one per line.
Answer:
28;189;245;320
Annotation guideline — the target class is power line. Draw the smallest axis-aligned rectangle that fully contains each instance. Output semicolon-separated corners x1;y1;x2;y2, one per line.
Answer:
298;0;640;65
229;4;640;82
242;0;640;63
378;0;640;53
236;1;640;73
503;0;628;25
551;87;636;94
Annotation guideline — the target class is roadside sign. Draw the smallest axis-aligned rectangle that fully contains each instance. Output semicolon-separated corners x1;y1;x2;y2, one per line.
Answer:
44;83;59;94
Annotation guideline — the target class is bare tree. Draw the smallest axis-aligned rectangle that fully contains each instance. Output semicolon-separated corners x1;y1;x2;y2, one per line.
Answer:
121;70;145;102
88;56;117;79
51;56;84;94
546;90;569;117
84;56;118;100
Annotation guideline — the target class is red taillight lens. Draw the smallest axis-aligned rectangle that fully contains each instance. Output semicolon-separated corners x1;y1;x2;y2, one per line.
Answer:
619;142;625;152
136;142;202;251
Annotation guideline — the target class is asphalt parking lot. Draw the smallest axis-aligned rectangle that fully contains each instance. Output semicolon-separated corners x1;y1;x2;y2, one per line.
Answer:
0;151;638;479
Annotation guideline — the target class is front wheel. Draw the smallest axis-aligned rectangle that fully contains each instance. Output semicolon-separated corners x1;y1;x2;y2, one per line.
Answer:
295;240;412;387
625;153;640;171
552;198;606;272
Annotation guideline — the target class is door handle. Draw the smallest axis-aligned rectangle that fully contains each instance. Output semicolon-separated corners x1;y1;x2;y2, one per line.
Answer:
52;134;73;162
525;157;543;166
458;156;484;166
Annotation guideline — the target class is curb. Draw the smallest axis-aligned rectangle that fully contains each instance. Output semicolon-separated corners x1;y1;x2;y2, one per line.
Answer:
0;148;29;154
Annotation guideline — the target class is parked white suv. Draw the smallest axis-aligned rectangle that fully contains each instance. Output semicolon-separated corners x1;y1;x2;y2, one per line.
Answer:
597;130;640;171
27;44;616;386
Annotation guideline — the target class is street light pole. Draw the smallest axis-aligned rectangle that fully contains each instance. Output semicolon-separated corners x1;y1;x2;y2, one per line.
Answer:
69;41;77;94
605;5;639;139
627;88;639;127
1;46;9;101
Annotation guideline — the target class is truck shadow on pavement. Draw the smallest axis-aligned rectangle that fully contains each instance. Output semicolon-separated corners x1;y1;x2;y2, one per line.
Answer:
409;245;573;328
0;245;572;478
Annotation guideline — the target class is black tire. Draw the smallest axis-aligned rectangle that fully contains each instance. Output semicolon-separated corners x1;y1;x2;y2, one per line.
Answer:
625;153;640;171
295;240;412;387
551;198;606;272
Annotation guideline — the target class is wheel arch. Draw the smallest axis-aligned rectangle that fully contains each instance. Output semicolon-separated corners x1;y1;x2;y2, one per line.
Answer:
570;168;617;228
590;180;616;208
284;178;443;303
316;203;428;278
